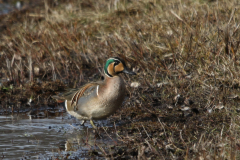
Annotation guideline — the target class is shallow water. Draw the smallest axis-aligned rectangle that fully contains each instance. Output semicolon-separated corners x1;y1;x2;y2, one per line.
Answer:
0;112;116;159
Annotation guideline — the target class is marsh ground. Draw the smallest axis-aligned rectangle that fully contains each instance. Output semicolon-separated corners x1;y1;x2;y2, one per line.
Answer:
1;0;240;159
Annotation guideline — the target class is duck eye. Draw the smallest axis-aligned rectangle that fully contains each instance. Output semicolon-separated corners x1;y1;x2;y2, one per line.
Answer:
114;61;120;66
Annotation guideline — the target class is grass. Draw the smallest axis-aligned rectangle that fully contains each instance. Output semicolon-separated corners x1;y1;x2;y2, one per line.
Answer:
1;0;240;159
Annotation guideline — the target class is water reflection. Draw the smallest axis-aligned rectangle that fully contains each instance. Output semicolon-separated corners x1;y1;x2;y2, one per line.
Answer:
0;112;116;159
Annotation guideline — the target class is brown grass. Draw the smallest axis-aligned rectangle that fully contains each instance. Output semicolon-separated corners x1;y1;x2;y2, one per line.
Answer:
1;0;240;159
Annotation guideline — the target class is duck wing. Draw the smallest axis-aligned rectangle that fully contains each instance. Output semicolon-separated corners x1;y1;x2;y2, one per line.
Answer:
52;82;102;105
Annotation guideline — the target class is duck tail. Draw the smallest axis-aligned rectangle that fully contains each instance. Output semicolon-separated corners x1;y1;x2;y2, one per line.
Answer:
51;95;65;103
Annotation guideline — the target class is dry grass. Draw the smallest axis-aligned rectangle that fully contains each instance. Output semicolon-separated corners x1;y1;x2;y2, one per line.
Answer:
1;0;240;159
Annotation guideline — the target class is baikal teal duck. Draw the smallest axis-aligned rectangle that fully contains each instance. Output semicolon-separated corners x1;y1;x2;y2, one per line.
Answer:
52;57;136;129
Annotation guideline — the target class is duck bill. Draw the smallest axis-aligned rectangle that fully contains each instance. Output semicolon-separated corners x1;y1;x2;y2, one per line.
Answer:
123;67;136;75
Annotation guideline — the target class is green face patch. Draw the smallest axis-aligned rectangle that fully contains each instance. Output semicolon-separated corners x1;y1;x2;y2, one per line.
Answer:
104;59;116;76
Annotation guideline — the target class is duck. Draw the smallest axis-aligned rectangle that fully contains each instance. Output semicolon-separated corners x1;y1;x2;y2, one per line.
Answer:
52;57;136;129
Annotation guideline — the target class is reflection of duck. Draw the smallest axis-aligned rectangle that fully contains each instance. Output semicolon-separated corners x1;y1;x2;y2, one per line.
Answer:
27;110;46;119
64;131;95;152
27;109;63;119
53;57;136;129
65;140;73;152
64;130;117;153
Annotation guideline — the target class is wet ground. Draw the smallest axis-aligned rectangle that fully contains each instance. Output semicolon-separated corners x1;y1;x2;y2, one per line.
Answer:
0;108;117;159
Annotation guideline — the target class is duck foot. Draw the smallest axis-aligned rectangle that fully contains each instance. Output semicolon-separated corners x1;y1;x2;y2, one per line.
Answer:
90;120;102;138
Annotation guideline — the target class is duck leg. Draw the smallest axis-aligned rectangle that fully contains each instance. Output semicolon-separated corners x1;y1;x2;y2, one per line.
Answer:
90;119;97;129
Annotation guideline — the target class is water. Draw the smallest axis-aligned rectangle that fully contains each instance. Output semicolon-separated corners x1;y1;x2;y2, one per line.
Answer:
0;1;19;15
0;0;42;15
0;112;116;159
0;3;13;15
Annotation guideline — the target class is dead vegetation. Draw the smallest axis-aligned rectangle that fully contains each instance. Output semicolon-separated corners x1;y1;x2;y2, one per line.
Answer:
1;0;240;159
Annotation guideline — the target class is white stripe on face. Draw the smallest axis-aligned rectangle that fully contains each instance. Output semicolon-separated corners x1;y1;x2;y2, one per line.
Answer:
107;58;120;62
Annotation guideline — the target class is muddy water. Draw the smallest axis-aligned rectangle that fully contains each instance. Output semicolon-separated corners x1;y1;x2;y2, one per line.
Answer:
0;111;116;159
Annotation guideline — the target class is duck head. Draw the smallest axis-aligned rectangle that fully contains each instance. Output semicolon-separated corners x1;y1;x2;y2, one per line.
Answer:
104;57;136;77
